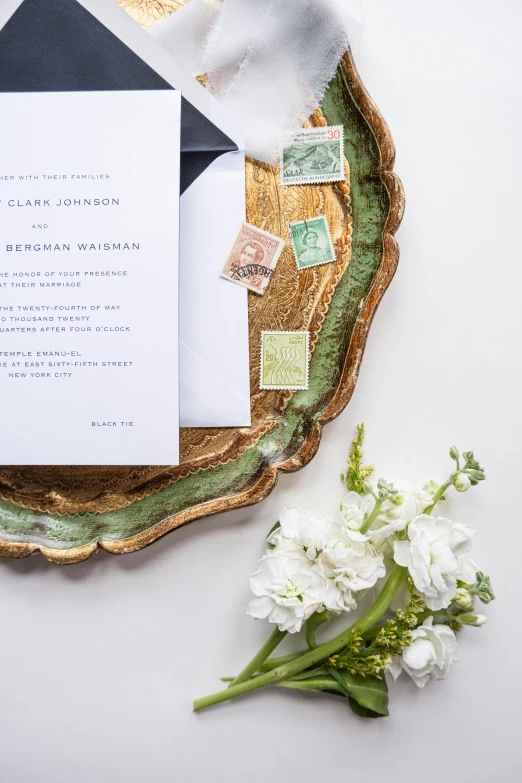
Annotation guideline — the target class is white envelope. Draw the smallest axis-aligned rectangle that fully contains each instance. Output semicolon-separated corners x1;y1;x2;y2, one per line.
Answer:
89;0;252;428
0;0;251;429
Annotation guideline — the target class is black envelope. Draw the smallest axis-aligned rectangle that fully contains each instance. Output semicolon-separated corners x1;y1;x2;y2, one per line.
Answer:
0;0;238;194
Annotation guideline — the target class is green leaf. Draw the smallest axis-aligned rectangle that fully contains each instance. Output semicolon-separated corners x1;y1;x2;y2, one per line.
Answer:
266;521;280;549
328;667;389;716
278;671;390;717
348;696;384;719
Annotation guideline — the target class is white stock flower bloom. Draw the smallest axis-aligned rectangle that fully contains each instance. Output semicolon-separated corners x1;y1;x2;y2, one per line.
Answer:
339;491;375;536
317;528;386;598
388;617;458;688
247;553;325;633
393;515;475;610
263;505;384;618
372;489;432;540
268;506;332;560
457;554;480;584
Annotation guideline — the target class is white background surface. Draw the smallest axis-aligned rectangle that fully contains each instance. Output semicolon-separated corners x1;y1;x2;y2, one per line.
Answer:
0;0;521;780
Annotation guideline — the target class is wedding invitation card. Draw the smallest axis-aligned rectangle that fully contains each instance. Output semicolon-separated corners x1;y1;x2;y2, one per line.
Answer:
0;89;181;465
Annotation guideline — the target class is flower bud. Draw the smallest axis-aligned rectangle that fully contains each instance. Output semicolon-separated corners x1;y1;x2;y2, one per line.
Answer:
457;613;487;627
475;572;495;604
466;468;485;481
454;588;473;610
453;473;471;492
449;446;460;461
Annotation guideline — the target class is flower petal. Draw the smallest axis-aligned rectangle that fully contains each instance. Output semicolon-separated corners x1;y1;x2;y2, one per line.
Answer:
393;541;410;567
246;595;273;619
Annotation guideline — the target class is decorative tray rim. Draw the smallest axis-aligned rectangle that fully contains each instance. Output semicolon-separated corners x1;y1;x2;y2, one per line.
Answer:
0;49;405;565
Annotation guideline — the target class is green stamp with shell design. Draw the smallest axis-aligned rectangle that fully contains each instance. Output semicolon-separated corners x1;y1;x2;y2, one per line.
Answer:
260;331;309;390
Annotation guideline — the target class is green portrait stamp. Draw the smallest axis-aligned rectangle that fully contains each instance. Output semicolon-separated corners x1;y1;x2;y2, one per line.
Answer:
260;331;309;390
280;125;345;186
288;215;335;270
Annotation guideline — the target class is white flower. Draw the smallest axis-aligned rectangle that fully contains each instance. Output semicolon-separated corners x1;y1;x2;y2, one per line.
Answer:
320;573;357;614
317;531;386;597
371;489;432;540
268;506;332;560
452;521;475;551
388;617;458;688
456;553;479;584
339;491;375;535
247;553;325;633
454;473;472;492
262;505;384;619
393;515;475;610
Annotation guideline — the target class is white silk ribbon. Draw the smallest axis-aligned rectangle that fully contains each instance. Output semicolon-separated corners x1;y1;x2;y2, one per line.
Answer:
149;0;363;163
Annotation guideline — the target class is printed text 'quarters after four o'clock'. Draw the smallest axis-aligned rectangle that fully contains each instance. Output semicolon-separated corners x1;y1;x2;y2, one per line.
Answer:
221;222;286;295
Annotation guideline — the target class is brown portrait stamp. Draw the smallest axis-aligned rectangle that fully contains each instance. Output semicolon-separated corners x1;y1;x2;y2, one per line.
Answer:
221;222;285;295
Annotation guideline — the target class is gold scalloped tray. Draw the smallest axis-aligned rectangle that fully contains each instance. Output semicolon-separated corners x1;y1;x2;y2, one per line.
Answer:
0;1;404;563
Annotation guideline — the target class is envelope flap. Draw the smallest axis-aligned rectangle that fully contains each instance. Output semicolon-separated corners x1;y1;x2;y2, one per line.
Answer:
0;0;238;192
0;0;171;91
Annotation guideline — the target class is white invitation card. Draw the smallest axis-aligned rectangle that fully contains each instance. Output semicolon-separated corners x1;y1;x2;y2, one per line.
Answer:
0;90;181;465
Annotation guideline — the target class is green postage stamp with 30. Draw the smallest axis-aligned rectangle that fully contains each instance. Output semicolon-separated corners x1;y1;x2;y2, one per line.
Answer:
260;331;309;390
280;125;345;186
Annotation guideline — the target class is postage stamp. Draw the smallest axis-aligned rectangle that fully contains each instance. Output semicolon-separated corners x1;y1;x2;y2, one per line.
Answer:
221;222;286;295
280;125;345;186
288;215;335;270
260;331;309;390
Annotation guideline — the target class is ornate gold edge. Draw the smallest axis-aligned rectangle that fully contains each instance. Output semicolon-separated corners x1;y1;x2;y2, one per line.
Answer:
0;49;404;564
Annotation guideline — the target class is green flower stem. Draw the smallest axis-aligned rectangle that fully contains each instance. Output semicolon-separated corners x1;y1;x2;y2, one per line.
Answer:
223;651;308;677
276;678;345;694
424;480;453;515
360;499;383;535
306;625;318;650
263;627;383;652
222;666;330;683
194;564;406;712
415;608;451;624
227;627;287;688
258;652;304;671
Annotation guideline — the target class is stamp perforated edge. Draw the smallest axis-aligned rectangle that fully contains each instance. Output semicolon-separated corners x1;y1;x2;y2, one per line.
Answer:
259;330;310;391
220;221;286;295
287;215;336;271
279;125;345;186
